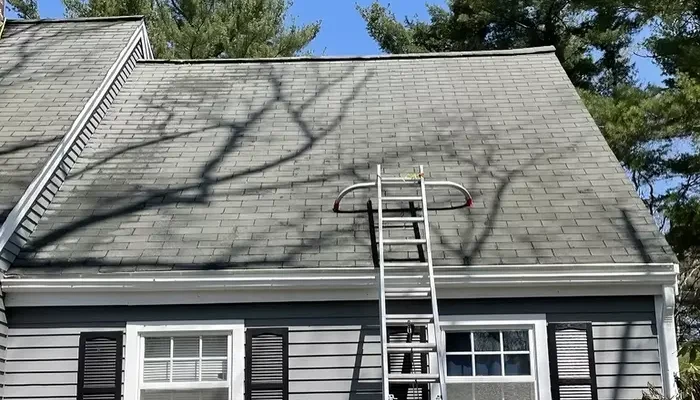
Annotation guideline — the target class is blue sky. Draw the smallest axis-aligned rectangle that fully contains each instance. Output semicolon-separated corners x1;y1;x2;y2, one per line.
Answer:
7;0;664;84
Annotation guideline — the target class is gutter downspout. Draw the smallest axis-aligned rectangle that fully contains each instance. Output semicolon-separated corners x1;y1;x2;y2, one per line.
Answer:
656;283;681;398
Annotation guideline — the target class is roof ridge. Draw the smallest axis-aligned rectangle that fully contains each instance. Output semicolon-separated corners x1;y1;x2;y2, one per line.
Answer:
5;15;144;24
138;46;556;65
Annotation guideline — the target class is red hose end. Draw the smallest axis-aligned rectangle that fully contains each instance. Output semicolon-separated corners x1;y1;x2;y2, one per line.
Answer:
466;198;473;207
333;200;340;212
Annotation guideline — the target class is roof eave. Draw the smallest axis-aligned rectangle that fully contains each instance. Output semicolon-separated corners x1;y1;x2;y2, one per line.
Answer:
1;262;678;307
5;15;145;24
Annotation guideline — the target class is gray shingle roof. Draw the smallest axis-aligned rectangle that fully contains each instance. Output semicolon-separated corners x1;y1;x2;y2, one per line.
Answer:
8;47;676;276
0;17;143;225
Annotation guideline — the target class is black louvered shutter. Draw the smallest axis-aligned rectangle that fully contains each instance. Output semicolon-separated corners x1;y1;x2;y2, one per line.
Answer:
548;323;598;400
77;332;123;400
388;326;429;400
246;328;289;400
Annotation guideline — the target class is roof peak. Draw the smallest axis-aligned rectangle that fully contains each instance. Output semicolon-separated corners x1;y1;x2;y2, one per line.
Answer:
5;15;144;24
139;46;556;65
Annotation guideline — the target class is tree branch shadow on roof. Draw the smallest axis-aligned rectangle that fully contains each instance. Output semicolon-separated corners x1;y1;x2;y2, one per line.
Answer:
14;64;377;272
0;21;142;230
621;208;653;263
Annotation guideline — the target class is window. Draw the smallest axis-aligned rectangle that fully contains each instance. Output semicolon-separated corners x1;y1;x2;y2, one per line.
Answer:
125;321;244;400
438;315;551;400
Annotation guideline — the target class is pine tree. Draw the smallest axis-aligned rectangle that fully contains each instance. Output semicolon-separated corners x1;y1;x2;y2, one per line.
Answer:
6;0;39;19
62;0;320;59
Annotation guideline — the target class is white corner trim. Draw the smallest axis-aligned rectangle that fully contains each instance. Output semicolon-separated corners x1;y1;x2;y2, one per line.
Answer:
655;284;680;398
0;20;147;270
1;263;679;307
124;320;245;400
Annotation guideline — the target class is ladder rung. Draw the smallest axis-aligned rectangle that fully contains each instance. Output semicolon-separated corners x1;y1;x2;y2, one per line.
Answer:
386;314;434;325
385;274;429;281
388;373;440;383
384;261;429;268
381;180;421;186
385;293;430;301
383;217;423;223
387;342;437;353
383;238;427;245
382;196;423;202
380;177;420;182
385;291;431;299
385;287;430;292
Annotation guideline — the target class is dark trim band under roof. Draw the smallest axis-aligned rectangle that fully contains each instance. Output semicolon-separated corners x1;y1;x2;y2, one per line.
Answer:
138;46;556;65
5;15;144;24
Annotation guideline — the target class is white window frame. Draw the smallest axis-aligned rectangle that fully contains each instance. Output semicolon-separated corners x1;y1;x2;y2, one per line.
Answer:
124;320;245;400
429;314;552;400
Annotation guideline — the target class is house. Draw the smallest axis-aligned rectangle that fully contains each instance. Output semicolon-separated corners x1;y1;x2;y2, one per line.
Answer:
0;15;680;400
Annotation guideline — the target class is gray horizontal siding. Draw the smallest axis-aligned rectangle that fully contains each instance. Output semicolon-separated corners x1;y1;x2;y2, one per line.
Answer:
5;296;660;400
4;328;124;399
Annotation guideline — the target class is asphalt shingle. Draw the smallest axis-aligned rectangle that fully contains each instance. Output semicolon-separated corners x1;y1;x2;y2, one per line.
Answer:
0;18;142;224
9;48;676;275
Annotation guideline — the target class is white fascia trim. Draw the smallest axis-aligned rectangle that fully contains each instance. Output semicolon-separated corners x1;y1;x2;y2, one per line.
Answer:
0;20;147;270
2;263;679;307
1;262;679;290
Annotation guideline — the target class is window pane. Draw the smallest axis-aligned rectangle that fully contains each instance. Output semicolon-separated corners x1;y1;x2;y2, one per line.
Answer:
172;360;199;382
202;336;227;357
446;332;471;352
143;360;170;382
447;355;472;376
202;359;228;381
145;337;170;358
141;388;228;400
474;383;503;400
475;355;501;376
504;382;535;400
173;337;199;358
503;330;529;351
505;354;531;376
473;332;500;351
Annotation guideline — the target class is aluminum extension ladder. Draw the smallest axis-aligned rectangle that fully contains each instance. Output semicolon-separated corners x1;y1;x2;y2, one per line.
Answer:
333;165;472;400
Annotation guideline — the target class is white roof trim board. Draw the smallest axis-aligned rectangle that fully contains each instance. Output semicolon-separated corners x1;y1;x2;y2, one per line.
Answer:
1;262;678;290
2;262;678;306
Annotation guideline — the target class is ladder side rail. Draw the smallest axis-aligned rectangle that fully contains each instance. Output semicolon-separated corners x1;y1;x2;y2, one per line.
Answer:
376;165;391;400
419;165;448;400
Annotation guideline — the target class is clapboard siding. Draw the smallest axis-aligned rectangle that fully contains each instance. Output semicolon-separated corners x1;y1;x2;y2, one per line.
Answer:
5;296;661;400
4;328;125;399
